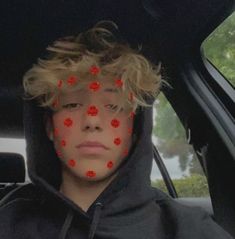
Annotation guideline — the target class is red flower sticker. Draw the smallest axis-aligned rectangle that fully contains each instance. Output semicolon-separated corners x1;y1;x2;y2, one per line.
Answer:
67;75;78;85
123;148;129;157
114;137;121;145
64;118;73;127
86;170;96;178
111;119;120;128
115;79;123;87
90;66;100;75
61;139;66;147
52;98;59;108
56;150;62;157
87;105;98;116
68;159;76;167
107;161;114;169
89;81;100;92
128;127;133;135
129;111;135;119
57;79;63;88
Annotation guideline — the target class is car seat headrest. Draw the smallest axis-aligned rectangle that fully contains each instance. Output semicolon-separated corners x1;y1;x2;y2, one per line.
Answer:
0;153;25;183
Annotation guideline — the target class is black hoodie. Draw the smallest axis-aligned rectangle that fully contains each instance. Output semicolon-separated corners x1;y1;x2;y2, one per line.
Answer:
0;94;233;239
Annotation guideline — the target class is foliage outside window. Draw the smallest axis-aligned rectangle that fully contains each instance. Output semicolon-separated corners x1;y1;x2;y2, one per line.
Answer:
202;12;235;87
151;93;209;197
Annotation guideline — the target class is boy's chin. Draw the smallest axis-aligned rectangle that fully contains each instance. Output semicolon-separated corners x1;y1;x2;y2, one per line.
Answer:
72;169;118;183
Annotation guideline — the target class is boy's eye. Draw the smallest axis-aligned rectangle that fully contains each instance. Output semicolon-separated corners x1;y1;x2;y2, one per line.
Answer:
106;104;123;112
62;103;123;112
62;103;82;109
106;104;118;110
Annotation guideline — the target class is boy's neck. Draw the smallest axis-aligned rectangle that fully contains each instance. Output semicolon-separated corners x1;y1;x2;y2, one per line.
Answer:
59;165;118;212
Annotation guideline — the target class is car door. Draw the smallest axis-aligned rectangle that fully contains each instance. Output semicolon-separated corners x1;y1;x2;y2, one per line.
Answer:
143;0;235;236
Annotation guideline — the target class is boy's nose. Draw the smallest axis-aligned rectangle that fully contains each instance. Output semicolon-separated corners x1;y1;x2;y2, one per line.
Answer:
81;105;104;132
84;125;102;132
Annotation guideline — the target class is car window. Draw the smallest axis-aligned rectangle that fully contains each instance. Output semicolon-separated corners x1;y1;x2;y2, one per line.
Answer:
202;11;235;88
0;138;30;182
151;93;210;197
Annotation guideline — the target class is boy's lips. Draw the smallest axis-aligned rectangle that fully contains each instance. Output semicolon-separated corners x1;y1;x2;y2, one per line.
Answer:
76;142;109;155
76;141;109;150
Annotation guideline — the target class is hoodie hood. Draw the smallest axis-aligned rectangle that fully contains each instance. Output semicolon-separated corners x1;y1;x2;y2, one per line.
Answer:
0;89;232;239
23;94;165;238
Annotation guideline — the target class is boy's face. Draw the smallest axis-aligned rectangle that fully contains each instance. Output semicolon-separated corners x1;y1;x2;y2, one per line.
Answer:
46;79;134;182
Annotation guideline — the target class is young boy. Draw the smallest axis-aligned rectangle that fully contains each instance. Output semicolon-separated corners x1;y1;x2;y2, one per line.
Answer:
0;20;233;239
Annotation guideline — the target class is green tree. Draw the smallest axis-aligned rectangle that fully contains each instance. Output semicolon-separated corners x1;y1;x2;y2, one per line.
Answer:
202;12;235;86
153;93;203;175
151;174;209;197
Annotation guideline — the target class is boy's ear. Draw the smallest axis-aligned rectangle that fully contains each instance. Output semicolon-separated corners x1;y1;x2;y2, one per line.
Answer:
44;113;54;141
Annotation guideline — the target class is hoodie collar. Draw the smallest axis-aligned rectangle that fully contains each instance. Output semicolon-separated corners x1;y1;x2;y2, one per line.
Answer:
58;202;103;239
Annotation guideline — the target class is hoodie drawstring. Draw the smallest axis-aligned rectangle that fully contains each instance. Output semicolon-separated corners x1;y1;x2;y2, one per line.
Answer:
88;202;103;239
59;209;74;239
58;202;103;239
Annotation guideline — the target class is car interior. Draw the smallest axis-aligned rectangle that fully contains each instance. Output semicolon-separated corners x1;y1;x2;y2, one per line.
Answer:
0;153;25;199
0;0;234;237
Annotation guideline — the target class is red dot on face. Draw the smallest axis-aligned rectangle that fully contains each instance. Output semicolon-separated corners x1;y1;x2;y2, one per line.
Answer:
57;79;63;88
111;119;120;128
129;111;135;119
64;118;73;127
89;81;100;92
107;161;114;169
115;79;123;87
128;127;133;135
67;75;78;85
123;149;129;156
90;66;100;75
114;137;121;145
56;150;62;157
61;139;66;147
68;159;76;167
87;105;98;116
86;170;96;178
52;98;59;108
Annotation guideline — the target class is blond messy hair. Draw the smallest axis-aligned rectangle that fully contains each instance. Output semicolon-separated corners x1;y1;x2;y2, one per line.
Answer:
23;20;163;115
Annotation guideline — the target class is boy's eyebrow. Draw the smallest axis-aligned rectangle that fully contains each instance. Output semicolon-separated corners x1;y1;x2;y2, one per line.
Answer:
103;88;118;93
72;88;118;95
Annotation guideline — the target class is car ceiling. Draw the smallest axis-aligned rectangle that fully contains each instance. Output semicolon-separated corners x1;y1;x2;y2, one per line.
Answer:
0;0;234;138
